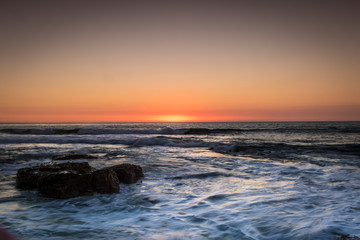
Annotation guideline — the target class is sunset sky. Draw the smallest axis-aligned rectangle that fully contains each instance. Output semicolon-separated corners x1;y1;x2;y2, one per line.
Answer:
1;1;359;122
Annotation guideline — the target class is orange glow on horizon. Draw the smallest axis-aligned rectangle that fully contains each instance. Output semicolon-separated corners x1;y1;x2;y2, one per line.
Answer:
1;2;360;122
151;115;195;122
1;109;360;123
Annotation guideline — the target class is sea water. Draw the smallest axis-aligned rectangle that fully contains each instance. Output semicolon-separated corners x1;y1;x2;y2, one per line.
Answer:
0;122;359;239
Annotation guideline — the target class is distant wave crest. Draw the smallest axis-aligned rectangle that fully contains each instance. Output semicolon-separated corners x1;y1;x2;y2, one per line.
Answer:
2;125;360;136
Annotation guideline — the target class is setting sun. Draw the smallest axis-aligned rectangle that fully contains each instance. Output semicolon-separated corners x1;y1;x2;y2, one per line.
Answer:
153;115;194;122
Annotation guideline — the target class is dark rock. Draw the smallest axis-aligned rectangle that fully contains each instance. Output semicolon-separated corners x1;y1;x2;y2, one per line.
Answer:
108;163;144;184
16;162;93;189
39;162;93;174
52;154;97;161
16;166;43;189
17;162;94;199
16;162;143;199
39;172;93;199
92;168;119;194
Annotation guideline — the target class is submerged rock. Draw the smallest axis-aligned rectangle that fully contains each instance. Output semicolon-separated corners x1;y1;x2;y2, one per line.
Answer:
16;162;143;199
52;154;97;161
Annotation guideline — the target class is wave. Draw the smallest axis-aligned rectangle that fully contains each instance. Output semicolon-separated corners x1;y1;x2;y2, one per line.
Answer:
211;142;360;167
0;127;247;135
183;126;360;135
170;172;234;180
0;135;208;149
211;142;360;156
2;123;360;136
1;133;359;165
0;127;181;136
0;128;81;135
1;134;359;155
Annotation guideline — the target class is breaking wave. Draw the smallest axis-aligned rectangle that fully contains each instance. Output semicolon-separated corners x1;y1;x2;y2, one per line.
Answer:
170;172;234;180
0;127;180;135
2;122;360;136
1;133;359;167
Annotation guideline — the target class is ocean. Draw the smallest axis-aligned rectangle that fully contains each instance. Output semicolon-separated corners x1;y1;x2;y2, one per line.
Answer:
0;122;359;239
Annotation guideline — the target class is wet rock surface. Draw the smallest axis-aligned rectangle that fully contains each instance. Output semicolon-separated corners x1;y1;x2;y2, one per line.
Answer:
16;162;92;190
92;168;119;194
39;171;93;199
16;162;143;199
108;163;144;184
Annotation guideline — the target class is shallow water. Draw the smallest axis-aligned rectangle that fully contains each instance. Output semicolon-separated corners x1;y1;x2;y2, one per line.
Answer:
1;122;360;239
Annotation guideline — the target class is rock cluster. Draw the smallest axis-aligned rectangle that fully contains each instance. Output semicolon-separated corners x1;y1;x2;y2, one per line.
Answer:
16;162;143;199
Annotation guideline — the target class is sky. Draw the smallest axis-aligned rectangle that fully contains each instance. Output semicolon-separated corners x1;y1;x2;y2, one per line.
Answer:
1;1;360;122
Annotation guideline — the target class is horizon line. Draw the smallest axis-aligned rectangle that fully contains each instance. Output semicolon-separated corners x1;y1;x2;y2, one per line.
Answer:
0;120;359;124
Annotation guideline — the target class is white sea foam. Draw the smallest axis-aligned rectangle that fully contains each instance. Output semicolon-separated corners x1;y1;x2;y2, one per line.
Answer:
0;122;360;239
